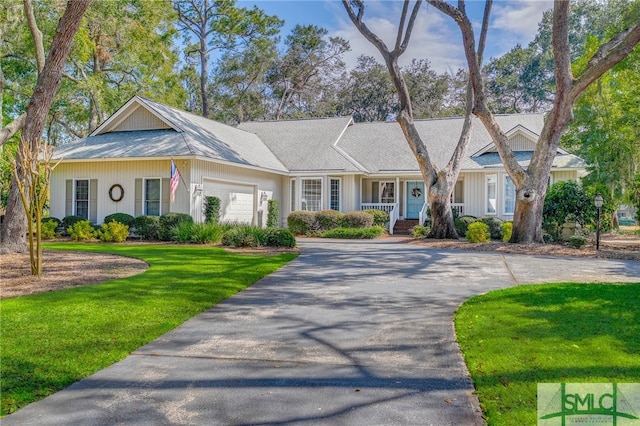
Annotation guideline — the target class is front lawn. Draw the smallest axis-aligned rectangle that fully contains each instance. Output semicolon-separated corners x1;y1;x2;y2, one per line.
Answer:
455;283;640;425
1;243;297;416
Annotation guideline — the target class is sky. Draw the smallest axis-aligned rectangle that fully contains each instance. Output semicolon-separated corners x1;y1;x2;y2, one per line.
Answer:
238;0;554;73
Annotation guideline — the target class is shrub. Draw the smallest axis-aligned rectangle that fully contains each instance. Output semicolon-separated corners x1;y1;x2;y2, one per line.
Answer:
191;223;224;244
267;199;279;228
68;220;97;241
42;217;62;227
568;235;587;249
322;226;384;239
204;196;221;224
543;181;598;237
466;221;490;243
287;211;318;235
316;210;344;231
222;226;266;248
41;220;60;240
172;221;196;243
479;216;504;240
98;221;129;243
264;228;296;247
411;224;430;238
501;221;513;242
133;215;160;240
159;213;194;241
62;215;86;230
455;215;477;237
342;211;374;229
363;209;389;227
103;213;135;227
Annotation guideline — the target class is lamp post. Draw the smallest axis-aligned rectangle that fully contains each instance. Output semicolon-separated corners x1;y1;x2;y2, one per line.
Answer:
595;194;603;250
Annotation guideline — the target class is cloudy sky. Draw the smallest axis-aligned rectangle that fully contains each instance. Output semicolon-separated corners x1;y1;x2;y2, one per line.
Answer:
239;0;554;72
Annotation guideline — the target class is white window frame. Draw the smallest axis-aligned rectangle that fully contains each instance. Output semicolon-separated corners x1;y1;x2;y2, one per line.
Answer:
290;178;296;212
485;174;497;215
329;177;342;211
503;175;516;215
143;177;162;216
74;179;89;219
300;177;323;212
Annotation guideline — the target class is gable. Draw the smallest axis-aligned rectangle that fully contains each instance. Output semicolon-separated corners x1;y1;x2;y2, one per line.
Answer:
110;106;172;132
480;131;537;154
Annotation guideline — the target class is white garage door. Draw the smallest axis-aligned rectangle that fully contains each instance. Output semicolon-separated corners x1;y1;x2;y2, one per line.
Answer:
204;181;255;224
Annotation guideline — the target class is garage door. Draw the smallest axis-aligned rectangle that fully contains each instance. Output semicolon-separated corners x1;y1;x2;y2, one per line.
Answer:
204;180;255;224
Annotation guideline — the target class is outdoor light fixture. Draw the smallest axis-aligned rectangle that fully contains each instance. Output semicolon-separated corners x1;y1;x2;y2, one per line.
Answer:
595;194;604;250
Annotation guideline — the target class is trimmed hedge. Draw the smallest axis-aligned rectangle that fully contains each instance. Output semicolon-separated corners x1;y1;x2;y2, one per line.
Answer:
98;221;129;243
363;209;389;227
267;199;279;228
316;210;344;231
62;215;86;230
342;211;374;228
454;215;477;237
103;213;134;227
287;211;318;235
479;216;504;240
264;228;297;247
132;215;160;240
322;226;384;239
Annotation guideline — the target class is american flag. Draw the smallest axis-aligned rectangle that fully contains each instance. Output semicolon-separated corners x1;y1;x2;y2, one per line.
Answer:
170;160;180;203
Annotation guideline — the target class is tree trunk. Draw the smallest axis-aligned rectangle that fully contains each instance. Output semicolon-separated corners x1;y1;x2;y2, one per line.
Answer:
200;40;209;118
0;0;88;253
510;186;544;243
427;187;458;239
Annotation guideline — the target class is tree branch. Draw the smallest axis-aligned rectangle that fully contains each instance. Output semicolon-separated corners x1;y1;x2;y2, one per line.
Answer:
23;0;45;74
0;114;27;146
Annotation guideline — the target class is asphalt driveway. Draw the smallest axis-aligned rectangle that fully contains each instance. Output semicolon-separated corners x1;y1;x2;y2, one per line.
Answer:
4;239;639;425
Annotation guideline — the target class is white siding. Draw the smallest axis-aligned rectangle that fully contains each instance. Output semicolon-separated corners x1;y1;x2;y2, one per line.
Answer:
51;160;190;223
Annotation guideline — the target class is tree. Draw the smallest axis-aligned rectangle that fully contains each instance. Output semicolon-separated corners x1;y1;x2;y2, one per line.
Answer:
1;0;89;253
343;0;490;238
173;0;282;118
428;0;640;243
403;58;450;119
267;24;349;120
563;33;640;227
337;55;396;122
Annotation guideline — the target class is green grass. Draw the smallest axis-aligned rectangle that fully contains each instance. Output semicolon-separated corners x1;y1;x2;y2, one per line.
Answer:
455;283;640;425
0;243;297;416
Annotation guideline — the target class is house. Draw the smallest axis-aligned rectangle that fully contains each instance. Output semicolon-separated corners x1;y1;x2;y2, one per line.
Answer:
50;96;587;233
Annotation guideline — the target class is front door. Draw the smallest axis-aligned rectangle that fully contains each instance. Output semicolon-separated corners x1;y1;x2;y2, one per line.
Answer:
406;181;425;219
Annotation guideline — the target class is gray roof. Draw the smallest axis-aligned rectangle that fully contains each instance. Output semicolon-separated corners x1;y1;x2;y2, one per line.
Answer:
55;96;585;175
54;96;288;173
337;114;586;173
238;117;361;173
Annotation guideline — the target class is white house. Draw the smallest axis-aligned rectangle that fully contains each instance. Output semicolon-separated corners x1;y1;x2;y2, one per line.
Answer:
50;95;587;233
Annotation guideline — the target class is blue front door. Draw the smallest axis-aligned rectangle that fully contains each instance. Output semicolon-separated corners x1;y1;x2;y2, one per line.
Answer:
406;181;425;219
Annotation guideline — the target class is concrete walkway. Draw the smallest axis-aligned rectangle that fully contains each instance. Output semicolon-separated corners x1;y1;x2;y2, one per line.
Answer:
5;239;639;425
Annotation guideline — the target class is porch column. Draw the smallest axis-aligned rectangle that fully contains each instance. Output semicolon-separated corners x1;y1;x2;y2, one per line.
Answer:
396;176;400;218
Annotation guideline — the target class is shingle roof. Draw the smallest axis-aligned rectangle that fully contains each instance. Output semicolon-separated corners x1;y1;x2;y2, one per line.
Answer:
238;116;362;173
53;96;288;173
337;114;586;173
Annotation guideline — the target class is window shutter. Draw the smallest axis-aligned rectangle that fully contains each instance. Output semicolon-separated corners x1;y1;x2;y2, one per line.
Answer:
89;179;98;223
135;179;142;217
65;180;73;216
161;178;170;215
372;181;379;203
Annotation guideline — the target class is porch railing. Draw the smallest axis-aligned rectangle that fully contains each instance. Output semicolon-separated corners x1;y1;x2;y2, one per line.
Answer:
361;203;399;235
452;203;465;217
418;202;429;226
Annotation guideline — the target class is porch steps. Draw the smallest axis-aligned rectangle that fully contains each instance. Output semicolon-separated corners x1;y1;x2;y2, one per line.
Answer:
392;219;419;235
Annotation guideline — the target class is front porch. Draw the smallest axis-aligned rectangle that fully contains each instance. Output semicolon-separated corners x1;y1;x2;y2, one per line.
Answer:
360;202;465;235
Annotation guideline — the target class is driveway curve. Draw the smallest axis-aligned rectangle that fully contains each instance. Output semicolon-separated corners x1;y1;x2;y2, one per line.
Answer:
5;239;639;426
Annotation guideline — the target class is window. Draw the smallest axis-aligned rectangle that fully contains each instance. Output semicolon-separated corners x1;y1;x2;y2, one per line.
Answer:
486;174;497;214
330;178;341;211
290;179;296;212
504;176;516;215
380;181;395;203
75;179;89;219
144;178;161;216
301;178;322;211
